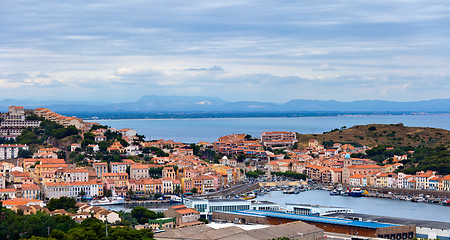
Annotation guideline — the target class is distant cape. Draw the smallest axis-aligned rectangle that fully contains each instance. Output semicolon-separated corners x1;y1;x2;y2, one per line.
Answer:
1;96;449;115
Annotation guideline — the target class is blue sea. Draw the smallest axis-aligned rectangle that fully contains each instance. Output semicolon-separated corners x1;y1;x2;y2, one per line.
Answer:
96;115;450;143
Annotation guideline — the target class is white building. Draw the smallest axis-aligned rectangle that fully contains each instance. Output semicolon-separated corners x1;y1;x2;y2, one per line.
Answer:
250;200;280;211
285;203;354;216
183;198;251;217
0;175;5;189
0;106;41;137
0;144;29;160
261;131;298;149
44;180;101;199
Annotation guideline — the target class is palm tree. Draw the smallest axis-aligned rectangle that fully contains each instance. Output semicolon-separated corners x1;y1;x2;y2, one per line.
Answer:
174;185;182;195
126;189;135;199
78;190;87;200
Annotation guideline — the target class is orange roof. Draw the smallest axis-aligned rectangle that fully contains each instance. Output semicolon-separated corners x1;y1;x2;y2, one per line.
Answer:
0;188;16;193
40;158;66;164
350;174;365;179
35;164;68;168
111;162;128;165
93;162;108;165
131;164;148;169
171;205;186;209
348;165;381;169
38;148;59;152
176;208;199;215
1;198;42;206
21;184;40;190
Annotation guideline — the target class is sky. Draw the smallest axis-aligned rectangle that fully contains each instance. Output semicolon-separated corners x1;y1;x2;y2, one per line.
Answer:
1;0;450;103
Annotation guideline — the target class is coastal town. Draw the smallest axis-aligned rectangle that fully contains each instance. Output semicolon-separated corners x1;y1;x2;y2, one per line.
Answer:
0;106;449;240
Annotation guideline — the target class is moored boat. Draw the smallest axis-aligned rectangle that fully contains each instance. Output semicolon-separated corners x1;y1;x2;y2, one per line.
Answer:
330;189;341;196
89;196;125;206
242;193;256;200
169;195;183;203
347;188;363;197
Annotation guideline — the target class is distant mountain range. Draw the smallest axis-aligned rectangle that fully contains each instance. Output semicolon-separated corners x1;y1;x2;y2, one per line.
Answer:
1;96;449;118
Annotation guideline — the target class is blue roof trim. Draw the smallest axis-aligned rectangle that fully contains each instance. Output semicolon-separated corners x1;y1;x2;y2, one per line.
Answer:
231;210;397;229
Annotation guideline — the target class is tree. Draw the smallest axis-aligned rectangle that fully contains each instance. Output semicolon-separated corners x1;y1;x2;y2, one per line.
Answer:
245;170;265;178
130;207;157;224
126;189;135;199
236;154;246;162
368;126;377;131
189;143;201;156
174;185;182;195
104;189;112;198
126;166;131;176
149;167;163;178
154;193;162;199
78;190;86;199
17;129;39;144
191;187;198;194
46;197;78;212
18;149;32;158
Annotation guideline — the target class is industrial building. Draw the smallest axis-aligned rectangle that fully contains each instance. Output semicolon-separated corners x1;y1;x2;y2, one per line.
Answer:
327;212;450;240
285;203;354;216
212;210;416;239
154;220;324;240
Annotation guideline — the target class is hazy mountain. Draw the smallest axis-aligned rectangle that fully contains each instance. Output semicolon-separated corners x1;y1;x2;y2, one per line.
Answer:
1;96;450;115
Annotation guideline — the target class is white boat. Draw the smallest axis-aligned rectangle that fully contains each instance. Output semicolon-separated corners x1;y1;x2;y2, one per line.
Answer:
170;195;183;203
89;196;125;206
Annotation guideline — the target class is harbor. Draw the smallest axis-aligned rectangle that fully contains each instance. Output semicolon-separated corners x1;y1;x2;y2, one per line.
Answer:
253;189;450;222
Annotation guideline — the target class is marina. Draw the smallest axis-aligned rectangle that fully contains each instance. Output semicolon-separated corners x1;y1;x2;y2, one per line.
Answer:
254;190;450;222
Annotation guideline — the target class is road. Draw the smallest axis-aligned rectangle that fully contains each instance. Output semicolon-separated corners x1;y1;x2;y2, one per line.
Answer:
203;182;260;197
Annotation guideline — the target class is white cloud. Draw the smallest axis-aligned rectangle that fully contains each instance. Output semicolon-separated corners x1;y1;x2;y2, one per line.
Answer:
0;0;449;102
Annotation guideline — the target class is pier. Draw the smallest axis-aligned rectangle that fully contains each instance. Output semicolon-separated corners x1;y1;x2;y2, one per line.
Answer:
361;187;450;199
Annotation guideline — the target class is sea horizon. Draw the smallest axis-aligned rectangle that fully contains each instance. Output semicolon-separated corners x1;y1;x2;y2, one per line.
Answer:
96;114;450;143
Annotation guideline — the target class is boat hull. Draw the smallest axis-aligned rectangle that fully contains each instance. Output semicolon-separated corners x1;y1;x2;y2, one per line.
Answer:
348;192;363;197
89;197;125;206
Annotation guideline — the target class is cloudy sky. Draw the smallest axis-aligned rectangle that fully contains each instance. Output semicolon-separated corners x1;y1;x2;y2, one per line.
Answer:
1;0;449;103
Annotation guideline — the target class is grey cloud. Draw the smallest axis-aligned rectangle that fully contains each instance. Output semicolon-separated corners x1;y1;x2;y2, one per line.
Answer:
185;66;224;71
0;73;30;82
36;73;51;78
1;0;449;102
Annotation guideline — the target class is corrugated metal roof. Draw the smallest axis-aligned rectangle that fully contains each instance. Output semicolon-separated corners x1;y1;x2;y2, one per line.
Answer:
232;210;397;229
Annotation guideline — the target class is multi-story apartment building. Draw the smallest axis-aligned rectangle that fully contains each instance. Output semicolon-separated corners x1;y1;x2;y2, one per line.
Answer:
19;184;41;199
0;175;5;189
0;106;41;137
162;167;176;180
441;175;450;191
93;162;108;178
44;180;101;199
415;171;436;190
110;162;128;173
0;144;29;160
261;131;297;149
61;169;89;182
130;164;149;180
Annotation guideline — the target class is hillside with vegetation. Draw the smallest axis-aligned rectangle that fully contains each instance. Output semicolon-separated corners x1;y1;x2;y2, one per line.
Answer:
351;145;450;175
15;118;82;152
297;123;450;148
296;123;450;175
